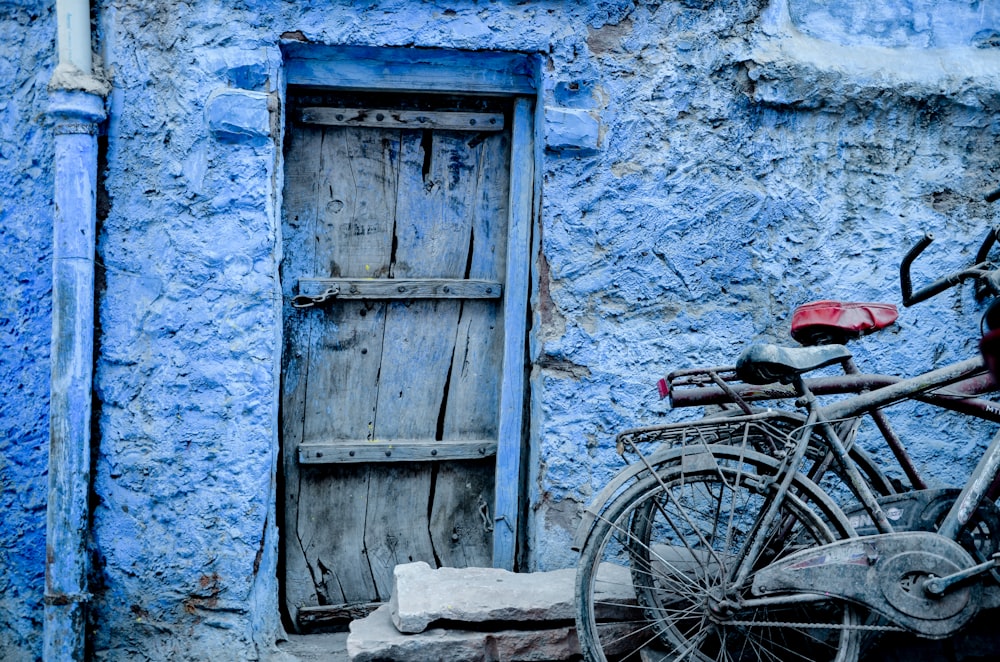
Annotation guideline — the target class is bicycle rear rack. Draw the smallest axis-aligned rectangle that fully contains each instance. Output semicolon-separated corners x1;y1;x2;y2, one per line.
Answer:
615;411;801;458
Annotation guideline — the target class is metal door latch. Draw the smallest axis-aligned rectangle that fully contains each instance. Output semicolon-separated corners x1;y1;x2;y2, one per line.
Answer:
291;286;340;309
478;496;494;533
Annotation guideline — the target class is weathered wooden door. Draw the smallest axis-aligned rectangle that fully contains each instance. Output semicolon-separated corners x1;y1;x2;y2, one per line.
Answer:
280;90;530;628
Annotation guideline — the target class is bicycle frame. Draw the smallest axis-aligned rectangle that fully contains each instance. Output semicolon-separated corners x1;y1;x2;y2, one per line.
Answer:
572;352;1000;662
667;368;1000;421
818;356;988;425
667;361;1000;490
742;354;997;588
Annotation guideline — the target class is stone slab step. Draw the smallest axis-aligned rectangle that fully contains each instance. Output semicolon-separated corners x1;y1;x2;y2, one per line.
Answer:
347;604;582;662
389;561;634;634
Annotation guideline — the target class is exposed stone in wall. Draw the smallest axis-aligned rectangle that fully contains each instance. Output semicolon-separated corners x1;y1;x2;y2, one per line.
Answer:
747;0;1000;110
0;3;55;660
789;0;1000;49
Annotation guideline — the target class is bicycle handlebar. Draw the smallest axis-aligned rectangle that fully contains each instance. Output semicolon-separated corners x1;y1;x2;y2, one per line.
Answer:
899;232;996;306
899;187;1000;307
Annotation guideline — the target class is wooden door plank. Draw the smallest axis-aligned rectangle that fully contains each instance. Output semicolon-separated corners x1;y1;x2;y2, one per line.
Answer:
281;124;324;624
296;465;376;604
429;460;495;568
296;277;501;300
302;303;386;440
429;130;510;565
374;131;470;429
408;130;499;571
318;127;399;278
300;107;504;132
301;127;396;441
440;131;509;439
295;126;400;605
363;129;479;596
493;98;534;570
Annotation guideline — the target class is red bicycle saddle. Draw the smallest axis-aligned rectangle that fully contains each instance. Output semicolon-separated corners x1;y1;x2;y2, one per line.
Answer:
791;300;899;346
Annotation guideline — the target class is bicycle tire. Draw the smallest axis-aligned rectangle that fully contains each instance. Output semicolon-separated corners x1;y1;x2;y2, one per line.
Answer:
575;444;864;662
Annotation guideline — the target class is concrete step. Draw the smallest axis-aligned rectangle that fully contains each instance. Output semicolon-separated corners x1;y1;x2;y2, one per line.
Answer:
346;561;634;662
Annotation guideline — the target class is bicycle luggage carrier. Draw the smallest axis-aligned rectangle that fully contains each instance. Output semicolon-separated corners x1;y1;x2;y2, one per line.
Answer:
615;411;803;458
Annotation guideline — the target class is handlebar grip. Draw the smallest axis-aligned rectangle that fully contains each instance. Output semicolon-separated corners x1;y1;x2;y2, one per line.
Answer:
986;187;1000;203
975;226;1000;265
900;233;934;307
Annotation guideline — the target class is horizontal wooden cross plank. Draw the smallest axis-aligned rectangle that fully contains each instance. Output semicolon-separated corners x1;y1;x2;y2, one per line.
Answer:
299;107;505;132
297;602;382;630
299;439;498;464
296;278;502;300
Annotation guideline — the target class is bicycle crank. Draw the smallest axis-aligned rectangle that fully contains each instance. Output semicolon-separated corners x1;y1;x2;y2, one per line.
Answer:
751;532;981;639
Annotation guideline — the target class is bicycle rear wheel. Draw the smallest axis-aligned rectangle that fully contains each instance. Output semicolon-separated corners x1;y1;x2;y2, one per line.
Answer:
575;445;863;662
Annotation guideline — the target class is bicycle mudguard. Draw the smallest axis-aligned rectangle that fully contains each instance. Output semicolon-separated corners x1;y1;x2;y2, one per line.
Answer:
791;300;898;346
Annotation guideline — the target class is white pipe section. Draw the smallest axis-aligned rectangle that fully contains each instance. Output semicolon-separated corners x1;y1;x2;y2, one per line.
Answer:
56;0;92;73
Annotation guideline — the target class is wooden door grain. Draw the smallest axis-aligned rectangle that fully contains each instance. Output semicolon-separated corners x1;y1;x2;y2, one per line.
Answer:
281;98;516;626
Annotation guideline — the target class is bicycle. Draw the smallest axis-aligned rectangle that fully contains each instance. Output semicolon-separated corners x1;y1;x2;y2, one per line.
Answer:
575;221;1000;662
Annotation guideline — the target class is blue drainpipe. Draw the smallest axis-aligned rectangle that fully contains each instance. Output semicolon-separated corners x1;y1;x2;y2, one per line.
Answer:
44;0;108;654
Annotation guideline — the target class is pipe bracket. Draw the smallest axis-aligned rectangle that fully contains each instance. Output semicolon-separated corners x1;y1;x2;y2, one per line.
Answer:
44;592;93;606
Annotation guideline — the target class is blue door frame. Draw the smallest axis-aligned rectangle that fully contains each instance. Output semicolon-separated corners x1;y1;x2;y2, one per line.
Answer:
281;43;537;571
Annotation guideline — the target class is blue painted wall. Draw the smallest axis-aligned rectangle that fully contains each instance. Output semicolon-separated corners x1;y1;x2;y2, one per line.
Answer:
0;3;55;660
4;0;1000;658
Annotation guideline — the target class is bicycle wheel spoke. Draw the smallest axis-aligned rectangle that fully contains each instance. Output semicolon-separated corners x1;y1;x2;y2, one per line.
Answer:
576;448;864;662
598;511;711;597
592;617;673;660
739;624;812;662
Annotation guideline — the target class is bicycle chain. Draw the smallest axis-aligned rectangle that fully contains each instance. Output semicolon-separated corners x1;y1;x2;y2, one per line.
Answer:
720;620;904;632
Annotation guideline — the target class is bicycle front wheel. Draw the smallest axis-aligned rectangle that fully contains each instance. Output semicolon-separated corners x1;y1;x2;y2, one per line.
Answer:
575;447;863;662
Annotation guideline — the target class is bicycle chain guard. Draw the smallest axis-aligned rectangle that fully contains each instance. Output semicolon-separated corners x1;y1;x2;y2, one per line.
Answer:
752;532;980;639
841;488;1000;563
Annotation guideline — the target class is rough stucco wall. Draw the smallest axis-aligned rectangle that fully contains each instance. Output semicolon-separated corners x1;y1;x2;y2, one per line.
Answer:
0;3;55;660
528;0;1000;569
5;0;1000;658
90;4;284;659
